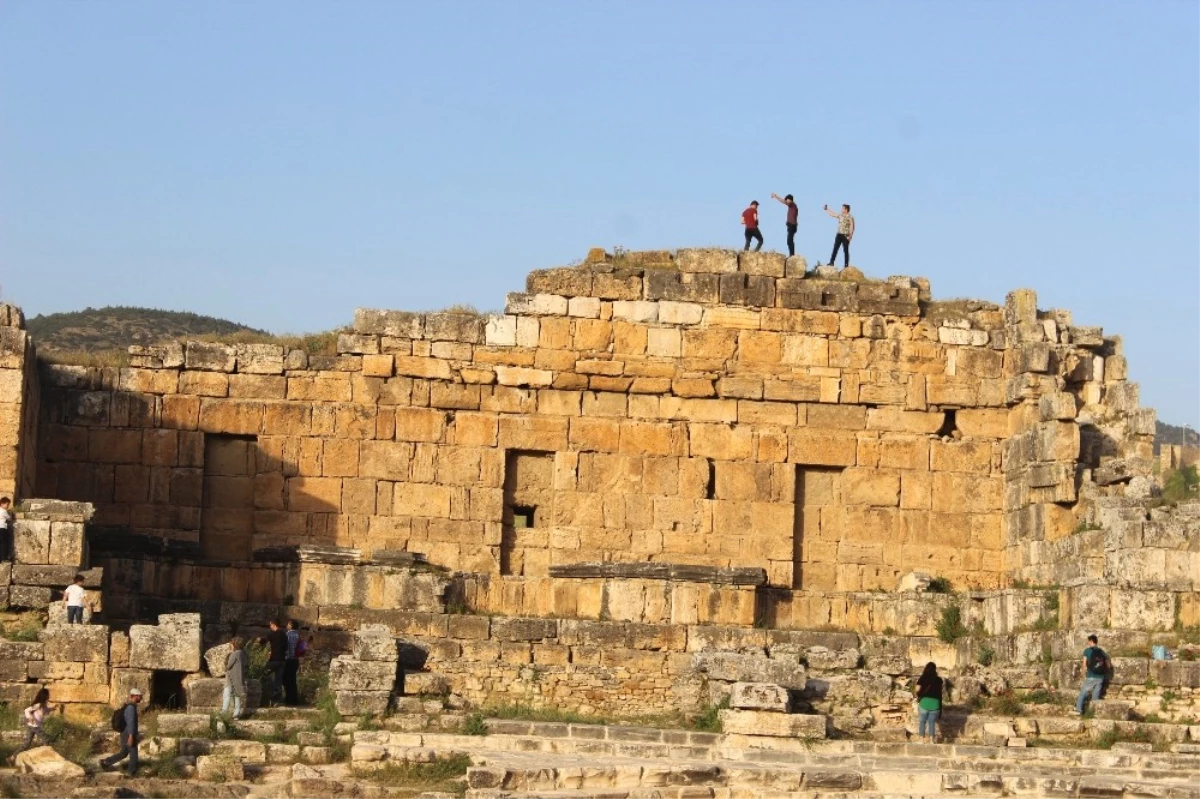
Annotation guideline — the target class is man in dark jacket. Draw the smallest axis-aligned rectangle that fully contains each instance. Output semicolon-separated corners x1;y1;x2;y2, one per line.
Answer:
100;688;142;775
260;619;288;706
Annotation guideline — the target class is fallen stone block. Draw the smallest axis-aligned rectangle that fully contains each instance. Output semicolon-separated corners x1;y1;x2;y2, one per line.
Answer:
982;721;1017;746
728;683;790;712
14;745;86;778
204;642;234;677
720;710;825;738
329;656;398;692
129;613;201;672
353;625;399;662
693;653;807;690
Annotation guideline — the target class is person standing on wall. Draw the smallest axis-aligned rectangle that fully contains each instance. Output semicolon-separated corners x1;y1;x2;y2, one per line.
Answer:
100;688;142;776
742;201;763;252
914;662;944;744
823;203;854;268
771;193;799;257
63;574;87;624
0;497;13;561
1074;634;1110;715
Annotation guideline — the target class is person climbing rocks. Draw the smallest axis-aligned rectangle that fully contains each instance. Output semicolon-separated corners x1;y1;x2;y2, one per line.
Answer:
742;201;763;252
1074;634;1109;714
63;573;87;624
771;193;799;257
823;203;854;268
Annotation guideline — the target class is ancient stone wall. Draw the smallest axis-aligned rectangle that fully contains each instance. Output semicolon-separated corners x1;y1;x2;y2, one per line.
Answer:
0;303;39;500
27;249;1159;606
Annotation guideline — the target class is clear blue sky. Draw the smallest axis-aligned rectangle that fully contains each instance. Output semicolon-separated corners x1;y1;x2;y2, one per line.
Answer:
1;1;1197;425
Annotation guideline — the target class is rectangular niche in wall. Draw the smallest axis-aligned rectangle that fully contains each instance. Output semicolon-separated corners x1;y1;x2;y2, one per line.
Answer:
793;465;844;589
501;450;554;576
200;434;257;562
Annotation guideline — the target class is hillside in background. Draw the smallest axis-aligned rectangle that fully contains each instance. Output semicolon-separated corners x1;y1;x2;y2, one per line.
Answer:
1156;420;1199;455
26;306;267;354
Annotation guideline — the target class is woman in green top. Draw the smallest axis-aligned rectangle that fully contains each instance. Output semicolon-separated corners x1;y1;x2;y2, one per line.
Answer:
915;662;943;743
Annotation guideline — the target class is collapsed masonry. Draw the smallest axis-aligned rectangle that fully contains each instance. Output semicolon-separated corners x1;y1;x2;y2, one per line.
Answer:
0;248;1195;730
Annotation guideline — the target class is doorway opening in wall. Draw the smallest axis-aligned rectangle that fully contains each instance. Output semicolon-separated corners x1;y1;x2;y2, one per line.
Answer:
501;450;554;576
793;465;845;589
936;409;960;438
200;433;258;563
150;670;186;710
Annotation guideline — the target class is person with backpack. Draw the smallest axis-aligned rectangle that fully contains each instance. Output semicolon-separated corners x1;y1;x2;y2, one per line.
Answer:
282;619;306;706
16;688;55;755
914;662;944;743
101;687;142;775
222;637;249;719
1075;634;1109;714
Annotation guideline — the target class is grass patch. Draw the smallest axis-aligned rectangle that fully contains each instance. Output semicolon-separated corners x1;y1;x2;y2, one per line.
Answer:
42;715;98;765
306;686;341;742
977;643;996;667
987;692;1025;716
1095;726;1154;750
2;612;46;642
354;752;471;794
1021;688;1068;706
483;702;605;725
936;605;968;643
462;712;488;736
691;698;729;733
1161;466;1199;504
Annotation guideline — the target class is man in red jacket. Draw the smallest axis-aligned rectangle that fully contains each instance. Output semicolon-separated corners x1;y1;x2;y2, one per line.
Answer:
742;201;763;252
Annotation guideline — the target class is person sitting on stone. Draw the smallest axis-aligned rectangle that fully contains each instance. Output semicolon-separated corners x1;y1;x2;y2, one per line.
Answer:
63;574;87;624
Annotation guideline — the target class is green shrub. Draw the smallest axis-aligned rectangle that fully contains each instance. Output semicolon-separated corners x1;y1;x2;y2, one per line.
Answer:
937;606;968;643
691;698;729;733
977;644;996;667
462;712;489;736
1161;466;1199;503
989;692;1024;716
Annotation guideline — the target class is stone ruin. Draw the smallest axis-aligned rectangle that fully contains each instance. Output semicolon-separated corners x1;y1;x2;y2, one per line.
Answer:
0;249;1197;794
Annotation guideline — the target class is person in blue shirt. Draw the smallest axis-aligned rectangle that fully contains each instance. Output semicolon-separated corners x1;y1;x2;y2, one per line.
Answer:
1074;634;1109;714
100;688;142;775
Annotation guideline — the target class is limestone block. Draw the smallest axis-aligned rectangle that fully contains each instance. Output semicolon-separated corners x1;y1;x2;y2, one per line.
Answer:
157;714;214;736
183;676;261;711
129;613;201;672
729;682;790;712
719;273;776;307
738;251;785;277
783;255;808;277
693;652;807;690
196;755;245;782
720;710;825;738
354;309;425;338
354;626;399;662
236;343;286;374
212;739;268;763
805;646;861;671
1039;392;1077;421
897;572;931;592
611;300;659;323
14;746;86;778
204;643;234;677
403;670;449;696
658;301;703;325
677;248;737;274
425;312;485;344
646;271;719;304
39;625;109;663
334;690;390;716
47;521;86;567
527;267;594;297
981;721;1016;746
592;270;643;300
506;293;568;316
0;641;43;662
485;315;517;346
491;617;558;642
267;743;301;763
938;327;989;346
110;669;152;706
11;565;102;588
185;341;236;372
13;519;50;564
1092;700;1132;720
330;656;398;692
8;585;51;608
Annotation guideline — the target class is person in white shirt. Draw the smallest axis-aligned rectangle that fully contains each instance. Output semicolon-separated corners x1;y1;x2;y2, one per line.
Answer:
0;497;12;561
63;574;88;624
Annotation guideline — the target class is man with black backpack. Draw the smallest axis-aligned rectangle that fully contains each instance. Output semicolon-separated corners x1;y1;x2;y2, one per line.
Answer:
1074;634;1109;714
101;687;142;775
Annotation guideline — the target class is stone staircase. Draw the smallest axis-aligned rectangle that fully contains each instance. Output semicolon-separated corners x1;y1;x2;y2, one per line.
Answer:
350;719;1200;799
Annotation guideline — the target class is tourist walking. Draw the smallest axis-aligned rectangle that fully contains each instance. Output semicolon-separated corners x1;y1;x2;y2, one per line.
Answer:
63;573;87;624
17;688;54;754
823;203;854;268
100;688;142;776
742;201;763;252
915;662;943;743
1074;634;1109;714
283;620;303;706
771;193;799;256
222;637;249;719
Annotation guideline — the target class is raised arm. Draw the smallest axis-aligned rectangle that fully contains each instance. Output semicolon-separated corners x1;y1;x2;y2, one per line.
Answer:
770;193;787;206
824;206;839;218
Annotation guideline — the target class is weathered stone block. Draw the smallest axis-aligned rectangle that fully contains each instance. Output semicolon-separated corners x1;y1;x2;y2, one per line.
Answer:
353;626;399;662
334;691;390;716
39;625;109;663
195;755;245;782
719;709;825;738
403;670;449;696
156;714;214;736
129;613;201;672
728;682;790;712
14;746;86;778
693;653;807;690
185;341;236;372
329;656;398;692
676;248;738;274
13;519;50;564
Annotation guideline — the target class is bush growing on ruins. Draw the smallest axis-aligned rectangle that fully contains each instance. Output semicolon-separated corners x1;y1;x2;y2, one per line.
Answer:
462;712;489;736
353;753;471;790
977;643;996;666
927;577;953;594
988;692;1024;717
936;606;968;643
691;697;730;733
